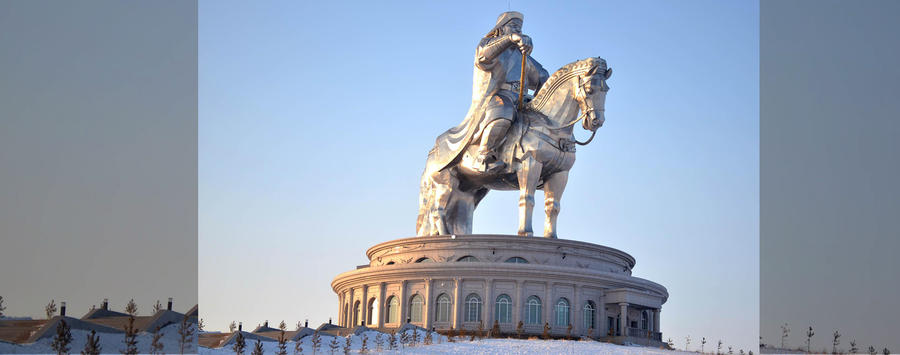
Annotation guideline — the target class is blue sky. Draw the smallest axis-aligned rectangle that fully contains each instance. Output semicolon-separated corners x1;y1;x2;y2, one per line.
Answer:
199;0;758;351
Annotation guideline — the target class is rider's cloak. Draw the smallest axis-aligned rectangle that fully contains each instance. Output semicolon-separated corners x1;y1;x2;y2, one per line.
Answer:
426;42;547;176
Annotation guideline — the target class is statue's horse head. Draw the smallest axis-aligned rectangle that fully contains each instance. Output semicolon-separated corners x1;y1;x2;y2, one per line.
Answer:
528;57;612;135
574;57;612;132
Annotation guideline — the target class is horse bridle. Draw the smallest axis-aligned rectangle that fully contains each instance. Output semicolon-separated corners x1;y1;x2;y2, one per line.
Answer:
519;64;606;151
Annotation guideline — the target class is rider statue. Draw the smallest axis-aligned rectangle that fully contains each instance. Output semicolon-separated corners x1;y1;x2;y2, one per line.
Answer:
428;11;550;174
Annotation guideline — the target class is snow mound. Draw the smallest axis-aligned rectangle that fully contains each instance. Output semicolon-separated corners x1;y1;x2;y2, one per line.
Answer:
0;323;196;354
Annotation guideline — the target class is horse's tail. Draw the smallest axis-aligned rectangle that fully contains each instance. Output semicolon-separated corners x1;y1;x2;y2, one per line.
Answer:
416;154;438;236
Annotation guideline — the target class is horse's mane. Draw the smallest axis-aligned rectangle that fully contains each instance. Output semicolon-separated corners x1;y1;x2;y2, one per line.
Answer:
529;57;607;111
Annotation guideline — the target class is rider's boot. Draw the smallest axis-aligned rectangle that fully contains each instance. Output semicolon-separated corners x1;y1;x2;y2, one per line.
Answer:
474;119;511;173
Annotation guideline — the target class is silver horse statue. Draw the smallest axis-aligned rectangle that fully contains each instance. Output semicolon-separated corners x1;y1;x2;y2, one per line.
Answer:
417;57;611;237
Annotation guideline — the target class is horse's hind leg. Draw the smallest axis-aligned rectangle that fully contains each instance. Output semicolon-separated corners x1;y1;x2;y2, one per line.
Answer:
542;171;569;238
516;156;542;236
430;169;459;235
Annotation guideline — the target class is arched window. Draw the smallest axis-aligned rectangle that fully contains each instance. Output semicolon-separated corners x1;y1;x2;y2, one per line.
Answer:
415;257;433;263
409;294;424;323
457;256;478;262
505;257;529;264
582;301;596;330
435;294;452;322
366;298;376;326
385;296;399;324
464;294;482;322
353;300;361;327
641;310;649;330
555;298;570;326
525;296;542;325
495;294;512;324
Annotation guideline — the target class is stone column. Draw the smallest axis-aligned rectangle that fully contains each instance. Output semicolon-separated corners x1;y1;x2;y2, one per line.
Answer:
544;283;552;330
398;280;408;324
424;278;433;329
338;292;344;327
653;308;660;333
618;303;628;337
597;290;606;336
348;288;355;327
573;284;582;335
452;278;462;329
483;278;493;328
513;281;523;327
360;285;369;327
377;283;386;328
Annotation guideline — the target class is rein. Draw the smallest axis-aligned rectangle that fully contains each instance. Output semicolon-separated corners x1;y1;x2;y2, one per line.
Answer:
522;106;598;149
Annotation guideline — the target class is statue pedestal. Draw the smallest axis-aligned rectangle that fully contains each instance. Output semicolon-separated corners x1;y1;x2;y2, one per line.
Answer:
331;234;667;343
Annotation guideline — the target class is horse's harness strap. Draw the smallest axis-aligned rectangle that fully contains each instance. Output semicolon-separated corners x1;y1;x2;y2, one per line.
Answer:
529;126;577;153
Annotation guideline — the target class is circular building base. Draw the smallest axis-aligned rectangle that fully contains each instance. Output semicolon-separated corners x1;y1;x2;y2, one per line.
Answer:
331;235;667;342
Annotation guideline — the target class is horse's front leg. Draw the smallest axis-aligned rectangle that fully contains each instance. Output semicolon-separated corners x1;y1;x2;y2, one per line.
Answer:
516;156;542;236
543;171;569;238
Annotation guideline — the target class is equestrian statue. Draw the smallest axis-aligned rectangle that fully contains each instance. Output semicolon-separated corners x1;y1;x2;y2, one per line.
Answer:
417;11;612;238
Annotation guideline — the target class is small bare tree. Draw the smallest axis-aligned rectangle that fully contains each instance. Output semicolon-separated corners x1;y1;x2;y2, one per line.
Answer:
782;323;790;348
310;330;321;355
566;323;573;340
279;320;287;331
542;323;550;339
491;319;501;338
806;326;815;353
152;300;163;313
52;318;73;355
229;321;237;333
121;315;139;355
686;335;692;351
294;338;304;355
666;338;674;348
717;339;723;354
0;295;6;317
178;314;195;354
125;299;138;317
81;330;102;355
232;331;246;355
883;348;890;355
387;331;397;350
701;337;707;353
867;346;876;355
251;339;264;355
150;326;164;355
360;334;369;354
850;340;858;353
833;330;841;354
401;330;410;345
516;321;524;339
46;299;58;319
275;330;288;355
199;318;205;331
729;345;734;354
375;333;383;351
328;336;339;354
412;327;419;346
342;336;351;355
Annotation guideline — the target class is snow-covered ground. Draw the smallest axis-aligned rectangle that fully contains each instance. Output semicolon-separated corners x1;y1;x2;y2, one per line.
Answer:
200;328;691;355
0;323;196;354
